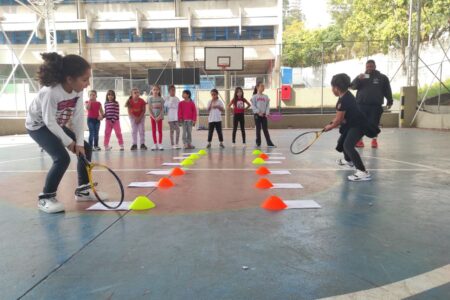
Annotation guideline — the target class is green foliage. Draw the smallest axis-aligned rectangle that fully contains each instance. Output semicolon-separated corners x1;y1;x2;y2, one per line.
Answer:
283;0;450;67
392;78;450;101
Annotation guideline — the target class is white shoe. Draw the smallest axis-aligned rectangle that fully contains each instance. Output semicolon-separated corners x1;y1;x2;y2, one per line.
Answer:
75;184;109;201
38;193;65;213
348;170;371;182
232;143;236;147
105;146;112;151
174;144;181;149
336;158;354;168
151;144;159;151
119;145;124;151
158;144;164;150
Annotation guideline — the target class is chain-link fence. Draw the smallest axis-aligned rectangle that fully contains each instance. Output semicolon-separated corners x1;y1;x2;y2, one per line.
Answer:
1;39;449;117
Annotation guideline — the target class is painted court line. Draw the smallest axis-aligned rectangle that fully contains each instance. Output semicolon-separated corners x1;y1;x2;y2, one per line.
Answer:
319;264;450;299
0;168;436;173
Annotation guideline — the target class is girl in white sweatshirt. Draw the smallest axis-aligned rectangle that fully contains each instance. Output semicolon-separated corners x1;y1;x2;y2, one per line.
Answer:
25;53;107;214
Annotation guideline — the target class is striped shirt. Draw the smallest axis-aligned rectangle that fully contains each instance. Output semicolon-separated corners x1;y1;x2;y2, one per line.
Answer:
104;101;120;122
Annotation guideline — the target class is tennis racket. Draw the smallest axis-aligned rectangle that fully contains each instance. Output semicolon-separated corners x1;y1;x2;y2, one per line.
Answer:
80;155;124;209
290;129;325;155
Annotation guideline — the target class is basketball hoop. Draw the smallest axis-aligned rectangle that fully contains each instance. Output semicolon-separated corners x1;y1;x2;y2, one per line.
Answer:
218;64;229;71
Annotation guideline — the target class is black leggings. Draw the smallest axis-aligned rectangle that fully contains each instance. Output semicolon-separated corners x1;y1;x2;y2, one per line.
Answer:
208;121;223;142
337;127;366;171
254;114;274;146
28;126;91;194
232;113;246;143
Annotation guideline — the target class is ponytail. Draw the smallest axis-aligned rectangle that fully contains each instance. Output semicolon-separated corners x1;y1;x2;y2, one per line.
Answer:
253;82;262;95
38;52;90;87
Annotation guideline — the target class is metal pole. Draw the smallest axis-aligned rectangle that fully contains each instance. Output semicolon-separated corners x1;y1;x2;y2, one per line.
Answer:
438;62;442;112
320;43;324;114
129;47;133;89
224;70;231;128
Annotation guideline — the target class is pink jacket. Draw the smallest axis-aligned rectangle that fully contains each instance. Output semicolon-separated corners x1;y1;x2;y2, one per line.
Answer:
178;100;197;122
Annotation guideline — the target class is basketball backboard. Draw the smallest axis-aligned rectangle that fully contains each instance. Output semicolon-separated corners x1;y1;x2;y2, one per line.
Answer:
204;47;244;71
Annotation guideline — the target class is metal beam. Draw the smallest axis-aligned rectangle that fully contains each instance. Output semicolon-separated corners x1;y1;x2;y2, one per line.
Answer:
0;19;42;97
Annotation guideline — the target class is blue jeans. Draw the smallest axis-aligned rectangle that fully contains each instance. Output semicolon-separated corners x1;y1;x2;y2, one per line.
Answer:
28;126;92;194
87;118;100;147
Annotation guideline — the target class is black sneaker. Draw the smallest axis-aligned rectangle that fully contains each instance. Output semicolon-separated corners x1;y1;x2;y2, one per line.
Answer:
130;144;138;151
267;144;277;148
206;143;211;148
140;144;148;150
220;143;225;149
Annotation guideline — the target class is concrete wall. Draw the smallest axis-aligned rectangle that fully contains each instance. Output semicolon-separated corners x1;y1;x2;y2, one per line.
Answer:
415;111;450;130
0;113;399;136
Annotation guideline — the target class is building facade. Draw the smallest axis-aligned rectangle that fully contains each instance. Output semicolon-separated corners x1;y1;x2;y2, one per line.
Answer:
0;0;283;86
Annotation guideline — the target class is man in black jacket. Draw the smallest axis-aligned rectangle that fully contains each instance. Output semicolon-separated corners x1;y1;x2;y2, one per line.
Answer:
351;60;393;148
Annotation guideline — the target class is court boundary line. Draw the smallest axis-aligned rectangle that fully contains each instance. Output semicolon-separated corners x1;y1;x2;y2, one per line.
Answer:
17;176;162;299
319;264;450;299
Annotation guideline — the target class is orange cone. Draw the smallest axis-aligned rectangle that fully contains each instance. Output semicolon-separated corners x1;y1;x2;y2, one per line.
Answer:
259;153;269;160
158;177;174;188
171;167;185;176
261;195;287;211
255;178;273;189
256;166;271;175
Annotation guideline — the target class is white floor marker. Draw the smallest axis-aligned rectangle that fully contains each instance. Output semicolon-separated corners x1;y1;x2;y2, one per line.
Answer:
284;200;321;209
265;161;282;164
162;162;182;166
271;183;303;189
269;170;291;175
268;157;286;160
86;202;132;211
128;181;158;188
147;170;171;175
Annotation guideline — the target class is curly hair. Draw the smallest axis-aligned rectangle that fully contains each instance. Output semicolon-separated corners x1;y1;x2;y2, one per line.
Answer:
37;52;90;87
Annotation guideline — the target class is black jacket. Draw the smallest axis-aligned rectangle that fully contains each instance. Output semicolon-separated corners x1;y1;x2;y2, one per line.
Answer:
351;70;393;106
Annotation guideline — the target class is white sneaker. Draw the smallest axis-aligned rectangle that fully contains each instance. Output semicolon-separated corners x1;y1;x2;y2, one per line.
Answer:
158;144;164;151
174;144;181;149
336;158;354;168
105;146;112;151
119;145;124;151
38;193;65;213
151;144;159;151
348;170;371;182
232;143;236;147
75;184;109;201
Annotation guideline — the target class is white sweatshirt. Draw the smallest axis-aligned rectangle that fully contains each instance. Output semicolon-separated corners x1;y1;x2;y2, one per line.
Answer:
251;93;271;115
25;84;85;146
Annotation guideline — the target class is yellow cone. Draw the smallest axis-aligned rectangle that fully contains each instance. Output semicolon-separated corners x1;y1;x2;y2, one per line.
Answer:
129;196;156;210
252;157;266;165
189;153;200;160
198;149;207;155
252;149;263;155
181;158;195;166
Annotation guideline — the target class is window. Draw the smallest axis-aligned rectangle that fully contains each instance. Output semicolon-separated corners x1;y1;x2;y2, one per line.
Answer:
181;26;274;41
0;31;44;44
87;29;174;43
57;30;79;44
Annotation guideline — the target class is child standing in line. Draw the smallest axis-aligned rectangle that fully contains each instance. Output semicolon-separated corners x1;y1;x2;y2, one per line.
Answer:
178;90;197;149
85;90;104;151
125;88;147;151
148;85;165;151
25;52;108;213
164;85;181;149
251;82;276;148
206;89;225;149
103;89;124;151
228;86;251;147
